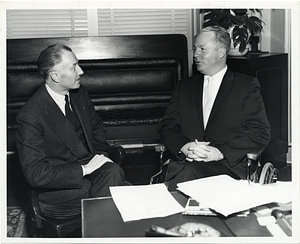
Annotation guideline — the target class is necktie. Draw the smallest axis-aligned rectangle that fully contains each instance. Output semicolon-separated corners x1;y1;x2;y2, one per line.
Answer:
65;94;89;149
203;76;214;128
65;94;78;127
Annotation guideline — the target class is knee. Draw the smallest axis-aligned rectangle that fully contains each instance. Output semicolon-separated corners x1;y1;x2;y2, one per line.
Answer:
103;162;125;177
104;162;122;171
182;163;199;179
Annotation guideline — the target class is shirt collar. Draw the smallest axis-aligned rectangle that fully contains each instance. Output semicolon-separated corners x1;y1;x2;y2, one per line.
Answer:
205;65;228;81
45;83;68;114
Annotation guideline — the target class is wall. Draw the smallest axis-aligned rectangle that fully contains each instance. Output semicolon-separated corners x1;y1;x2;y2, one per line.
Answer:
260;9;289;53
270;9;287;53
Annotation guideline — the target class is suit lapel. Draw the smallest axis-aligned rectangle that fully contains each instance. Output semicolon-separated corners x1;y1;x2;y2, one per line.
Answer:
40;86;90;159
207;69;234;126
69;90;94;152
194;75;205;130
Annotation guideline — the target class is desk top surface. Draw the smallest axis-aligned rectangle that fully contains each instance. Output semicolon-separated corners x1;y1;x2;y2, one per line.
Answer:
82;191;271;238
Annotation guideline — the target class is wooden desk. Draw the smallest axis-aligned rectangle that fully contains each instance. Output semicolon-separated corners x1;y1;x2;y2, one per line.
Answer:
82;191;271;238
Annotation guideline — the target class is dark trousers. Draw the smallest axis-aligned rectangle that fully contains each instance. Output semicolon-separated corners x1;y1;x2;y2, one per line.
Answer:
166;160;240;191
40;162;125;219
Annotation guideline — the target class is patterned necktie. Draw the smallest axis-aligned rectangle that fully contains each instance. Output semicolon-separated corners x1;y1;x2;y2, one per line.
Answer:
203;76;214;128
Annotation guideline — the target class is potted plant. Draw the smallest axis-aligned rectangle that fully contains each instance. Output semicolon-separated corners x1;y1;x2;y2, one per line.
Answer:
201;9;265;55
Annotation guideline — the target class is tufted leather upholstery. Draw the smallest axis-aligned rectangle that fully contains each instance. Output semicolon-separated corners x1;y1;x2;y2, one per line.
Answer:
7;35;188;150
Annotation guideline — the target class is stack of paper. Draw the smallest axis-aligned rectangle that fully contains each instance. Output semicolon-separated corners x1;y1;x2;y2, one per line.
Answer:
177;175;292;217
110;184;184;222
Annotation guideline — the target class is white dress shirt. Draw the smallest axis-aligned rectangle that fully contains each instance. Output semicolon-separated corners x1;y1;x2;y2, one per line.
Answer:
203;66;228;128
45;84;69;116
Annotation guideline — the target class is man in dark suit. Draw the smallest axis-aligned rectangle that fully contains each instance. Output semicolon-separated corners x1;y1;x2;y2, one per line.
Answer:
16;44;126;218
158;26;271;191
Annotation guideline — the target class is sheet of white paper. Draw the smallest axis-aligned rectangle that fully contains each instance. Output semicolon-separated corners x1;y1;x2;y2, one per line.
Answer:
177;175;292;217
109;184;184;222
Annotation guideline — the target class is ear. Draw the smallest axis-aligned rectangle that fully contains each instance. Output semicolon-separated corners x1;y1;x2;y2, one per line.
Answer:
49;71;59;83
219;48;226;59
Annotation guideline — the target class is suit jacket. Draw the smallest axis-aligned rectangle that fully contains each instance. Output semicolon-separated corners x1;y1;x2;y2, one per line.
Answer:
16;85;110;205
157;69;271;179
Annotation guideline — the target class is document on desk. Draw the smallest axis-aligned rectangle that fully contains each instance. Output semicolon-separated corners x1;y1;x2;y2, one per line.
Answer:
177;175;292;217
109;184;184;222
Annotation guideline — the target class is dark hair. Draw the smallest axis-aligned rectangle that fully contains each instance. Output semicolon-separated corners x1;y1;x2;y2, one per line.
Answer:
37;43;73;79
201;26;231;54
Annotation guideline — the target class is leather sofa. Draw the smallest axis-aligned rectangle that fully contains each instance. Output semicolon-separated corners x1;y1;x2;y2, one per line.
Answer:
7;34;188;152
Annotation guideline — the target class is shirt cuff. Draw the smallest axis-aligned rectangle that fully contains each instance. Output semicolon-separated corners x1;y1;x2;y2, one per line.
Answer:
81;165;86;177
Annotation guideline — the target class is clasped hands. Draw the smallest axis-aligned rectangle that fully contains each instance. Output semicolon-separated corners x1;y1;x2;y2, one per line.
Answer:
180;140;224;162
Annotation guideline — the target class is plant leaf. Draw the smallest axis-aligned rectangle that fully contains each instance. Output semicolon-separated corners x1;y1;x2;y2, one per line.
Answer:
226;14;244;26
248;16;265;33
232;26;249;52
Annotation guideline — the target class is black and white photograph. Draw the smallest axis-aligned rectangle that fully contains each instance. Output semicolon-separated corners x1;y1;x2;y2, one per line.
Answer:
1;0;299;243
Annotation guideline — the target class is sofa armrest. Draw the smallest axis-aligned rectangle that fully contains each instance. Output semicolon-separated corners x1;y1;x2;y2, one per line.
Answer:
109;145;126;166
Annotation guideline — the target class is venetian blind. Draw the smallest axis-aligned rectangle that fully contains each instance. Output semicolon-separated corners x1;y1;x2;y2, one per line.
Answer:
6;9;88;39
97;9;192;37
6;9;195;74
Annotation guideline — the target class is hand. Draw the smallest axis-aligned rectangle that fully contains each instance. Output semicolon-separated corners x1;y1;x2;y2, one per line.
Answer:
205;146;224;161
182;140;224;162
180;141;210;162
190;144;224;162
82;154;113;176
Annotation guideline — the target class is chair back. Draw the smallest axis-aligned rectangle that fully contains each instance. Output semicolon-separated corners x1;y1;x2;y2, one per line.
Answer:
29;189;43;229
